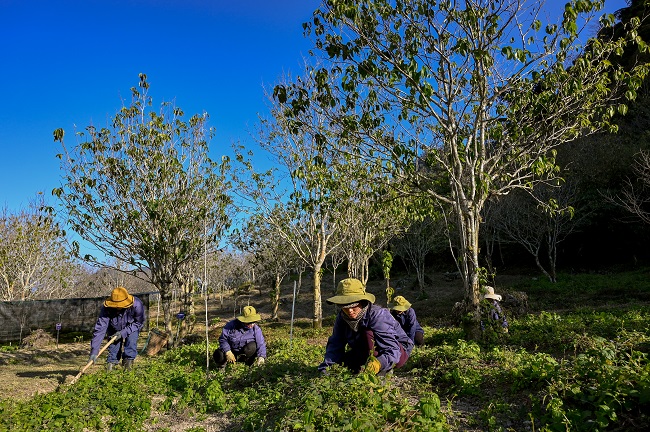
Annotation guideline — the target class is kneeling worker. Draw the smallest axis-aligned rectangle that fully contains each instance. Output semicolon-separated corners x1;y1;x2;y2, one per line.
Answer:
318;278;414;375
388;295;425;346
213;306;267;367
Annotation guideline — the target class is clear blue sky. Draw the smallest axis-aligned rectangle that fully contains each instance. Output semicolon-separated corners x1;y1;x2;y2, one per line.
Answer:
0;0;319;212
0;0;625;214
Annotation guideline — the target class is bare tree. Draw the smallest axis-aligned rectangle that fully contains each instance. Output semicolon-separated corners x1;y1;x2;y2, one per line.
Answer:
0;196;78;301
612;150;650;223
393;215;449;294
232;210;300;320
489;181;586;282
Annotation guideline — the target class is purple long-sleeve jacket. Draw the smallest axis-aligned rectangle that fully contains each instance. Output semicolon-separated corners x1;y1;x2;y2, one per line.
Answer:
391;308;424;343
319;304;414;372
90;296;145;356
481;300;509;331
218;319;267;358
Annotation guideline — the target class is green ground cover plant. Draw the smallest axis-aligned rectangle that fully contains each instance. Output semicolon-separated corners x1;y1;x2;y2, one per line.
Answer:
0;270;649;431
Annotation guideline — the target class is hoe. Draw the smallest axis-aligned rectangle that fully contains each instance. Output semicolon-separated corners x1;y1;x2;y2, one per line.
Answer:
68;334;119;385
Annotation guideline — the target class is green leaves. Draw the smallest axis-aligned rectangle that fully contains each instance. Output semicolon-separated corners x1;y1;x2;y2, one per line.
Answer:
53;128;64;142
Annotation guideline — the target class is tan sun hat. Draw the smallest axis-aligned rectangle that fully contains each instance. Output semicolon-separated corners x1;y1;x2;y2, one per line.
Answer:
104;286;134;308
326;278;376;305
237;306;262;323
482;286;502;302
388;295;411;312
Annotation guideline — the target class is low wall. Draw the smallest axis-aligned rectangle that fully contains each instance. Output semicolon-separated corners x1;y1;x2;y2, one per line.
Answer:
0;293;155;344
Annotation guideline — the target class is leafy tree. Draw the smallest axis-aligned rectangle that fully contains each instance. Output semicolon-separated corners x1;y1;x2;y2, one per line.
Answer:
235;70;379;328
52;74;231;339
0;196;79;301
337;182;407;285
277;0;649;337
233;156;341;328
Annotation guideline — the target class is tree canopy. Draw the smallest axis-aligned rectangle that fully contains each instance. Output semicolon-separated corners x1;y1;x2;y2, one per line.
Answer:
52;74;232;335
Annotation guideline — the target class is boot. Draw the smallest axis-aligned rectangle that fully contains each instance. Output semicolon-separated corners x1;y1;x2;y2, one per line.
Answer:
123;359;134;371
106;363;115;371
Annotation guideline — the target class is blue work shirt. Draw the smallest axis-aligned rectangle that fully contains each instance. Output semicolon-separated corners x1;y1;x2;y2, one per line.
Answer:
391;307;424;343
218;319;267;358
90;296;145;356
319;303;414;372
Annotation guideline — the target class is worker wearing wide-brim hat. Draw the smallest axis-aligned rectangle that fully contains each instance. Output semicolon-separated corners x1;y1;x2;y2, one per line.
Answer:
213;305;267;367
481;286;509;332
387;295;425;346
89;286;145;370
318;278;414;375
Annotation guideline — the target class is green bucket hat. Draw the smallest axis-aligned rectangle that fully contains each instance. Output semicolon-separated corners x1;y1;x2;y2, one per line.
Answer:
388;295;411;312
237;306;261;323
326;278;375;305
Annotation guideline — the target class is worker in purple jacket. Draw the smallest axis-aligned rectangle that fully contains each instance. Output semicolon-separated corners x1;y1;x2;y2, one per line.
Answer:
89;286;145;371
318;278;414;375
213;306;267;367
388;295;425;346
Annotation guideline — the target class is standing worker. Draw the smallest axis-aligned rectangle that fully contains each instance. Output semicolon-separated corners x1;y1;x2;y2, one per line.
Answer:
89;286;145;370
388;295;425;346
213;306;267;367
319;278;414;375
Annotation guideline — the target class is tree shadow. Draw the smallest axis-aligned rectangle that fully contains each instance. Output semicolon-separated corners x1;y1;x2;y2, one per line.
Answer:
16;369;76;384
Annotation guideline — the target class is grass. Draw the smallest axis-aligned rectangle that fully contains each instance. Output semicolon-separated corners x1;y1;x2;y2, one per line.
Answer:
1;268;649;431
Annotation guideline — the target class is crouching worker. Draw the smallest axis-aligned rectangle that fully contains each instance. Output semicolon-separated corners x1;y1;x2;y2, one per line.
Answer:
388;295;425;346
213;306;267;367
90;286;145;371
318;278;414;376
481;286;509;334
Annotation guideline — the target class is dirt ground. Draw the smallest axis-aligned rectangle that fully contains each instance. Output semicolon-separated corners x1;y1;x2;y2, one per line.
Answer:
0;272;531;430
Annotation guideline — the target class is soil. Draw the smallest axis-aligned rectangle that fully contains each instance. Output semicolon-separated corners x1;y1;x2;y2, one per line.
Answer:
0;272;531;430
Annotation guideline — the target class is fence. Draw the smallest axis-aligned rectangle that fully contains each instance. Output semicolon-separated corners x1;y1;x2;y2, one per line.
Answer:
0;292;155;344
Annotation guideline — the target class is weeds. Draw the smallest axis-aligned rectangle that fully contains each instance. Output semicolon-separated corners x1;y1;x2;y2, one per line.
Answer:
1;270;649;430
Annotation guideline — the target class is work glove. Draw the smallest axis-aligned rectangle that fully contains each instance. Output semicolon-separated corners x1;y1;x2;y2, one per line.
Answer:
89;354;98;363
255;356;265;366
364;356;381;375
225;350;236;364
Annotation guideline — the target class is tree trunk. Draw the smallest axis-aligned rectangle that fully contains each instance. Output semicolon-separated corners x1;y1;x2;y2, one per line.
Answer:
455;196;483;340
160;289;174;346
312;263;323;329
547;229;558;283
272;273;281;320
297;269;303;296
360;258;369;285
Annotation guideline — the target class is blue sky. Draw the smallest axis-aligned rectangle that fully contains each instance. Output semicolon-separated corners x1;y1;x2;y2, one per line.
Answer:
0;0;626;215
0;0;319;212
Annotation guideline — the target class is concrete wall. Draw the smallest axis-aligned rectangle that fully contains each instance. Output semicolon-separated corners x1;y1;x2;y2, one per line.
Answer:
0;293;154;343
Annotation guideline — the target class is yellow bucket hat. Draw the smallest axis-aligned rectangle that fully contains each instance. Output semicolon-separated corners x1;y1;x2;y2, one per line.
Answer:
104;286;134;308
326;278;376;305
388;295;411;312
237;306;262;323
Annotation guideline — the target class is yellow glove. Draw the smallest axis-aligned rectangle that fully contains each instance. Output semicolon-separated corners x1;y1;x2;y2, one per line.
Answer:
255;356;265;366
225;350;236;363
364;357;381;375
